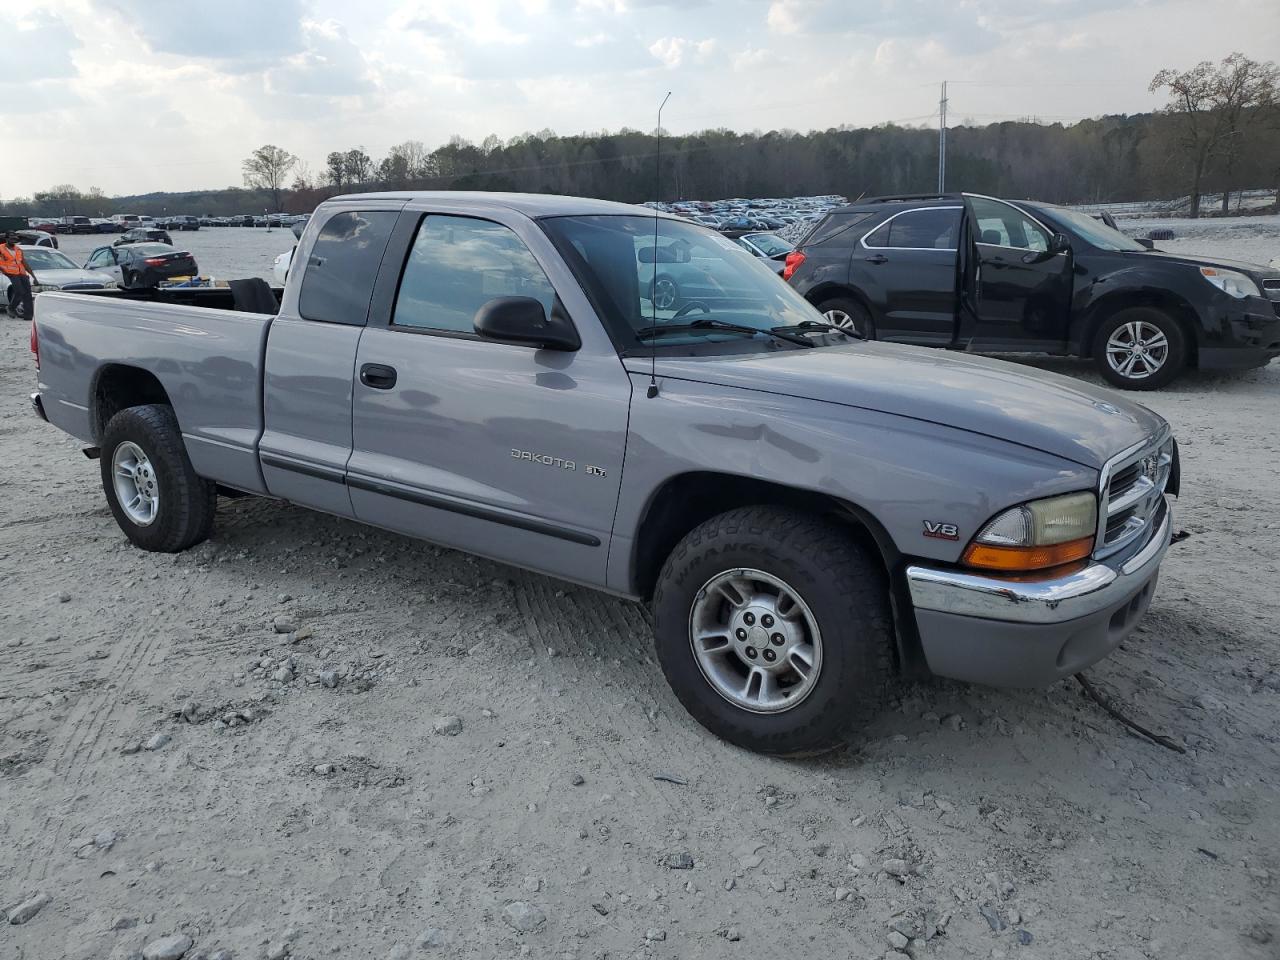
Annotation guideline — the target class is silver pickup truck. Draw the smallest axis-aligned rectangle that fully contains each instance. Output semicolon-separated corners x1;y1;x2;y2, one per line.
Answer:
30;191;1178;755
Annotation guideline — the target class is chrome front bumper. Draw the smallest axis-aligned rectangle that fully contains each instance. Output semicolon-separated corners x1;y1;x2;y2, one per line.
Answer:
903;501;1172;687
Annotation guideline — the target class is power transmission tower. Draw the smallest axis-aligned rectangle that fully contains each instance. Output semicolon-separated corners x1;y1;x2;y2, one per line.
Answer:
938;81;948;192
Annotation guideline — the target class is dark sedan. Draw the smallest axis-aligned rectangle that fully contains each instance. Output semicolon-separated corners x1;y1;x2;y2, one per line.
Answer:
115;228;173;246
85;243;198;290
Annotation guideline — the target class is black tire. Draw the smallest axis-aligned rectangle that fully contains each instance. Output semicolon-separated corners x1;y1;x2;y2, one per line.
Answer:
121;269;137;290
816;295;874;338
652;506;894;756
1092;306;1187;391
100;404;216;552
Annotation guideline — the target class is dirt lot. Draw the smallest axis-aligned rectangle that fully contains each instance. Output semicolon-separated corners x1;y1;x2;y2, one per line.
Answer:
1;322;1277;960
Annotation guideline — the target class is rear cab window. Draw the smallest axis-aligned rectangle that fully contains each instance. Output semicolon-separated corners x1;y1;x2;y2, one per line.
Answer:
298;210;399;325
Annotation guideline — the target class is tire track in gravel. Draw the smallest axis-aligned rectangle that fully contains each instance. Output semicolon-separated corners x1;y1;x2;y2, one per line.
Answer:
23;600;176;886
512;572;690;817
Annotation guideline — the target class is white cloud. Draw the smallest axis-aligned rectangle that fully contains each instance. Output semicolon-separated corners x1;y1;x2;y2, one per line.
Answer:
648;36;716;68
2;0;1277;197
266;19;375;98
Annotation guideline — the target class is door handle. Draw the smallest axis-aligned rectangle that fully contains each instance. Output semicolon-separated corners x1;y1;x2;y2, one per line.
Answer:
359;363;398;390
864;254;888;264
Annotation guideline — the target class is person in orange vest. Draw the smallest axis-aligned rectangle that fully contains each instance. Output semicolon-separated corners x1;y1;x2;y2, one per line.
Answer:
1;232;35;320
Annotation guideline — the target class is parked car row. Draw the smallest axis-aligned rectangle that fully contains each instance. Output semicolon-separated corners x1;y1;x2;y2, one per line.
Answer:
199;213;311;228
646;195;846;234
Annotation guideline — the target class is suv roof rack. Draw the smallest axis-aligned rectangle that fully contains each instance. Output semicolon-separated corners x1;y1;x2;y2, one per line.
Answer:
851;193;967;205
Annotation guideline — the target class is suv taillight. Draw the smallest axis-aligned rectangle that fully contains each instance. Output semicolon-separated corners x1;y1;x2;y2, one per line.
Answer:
30;318;39;369
782;250;806;281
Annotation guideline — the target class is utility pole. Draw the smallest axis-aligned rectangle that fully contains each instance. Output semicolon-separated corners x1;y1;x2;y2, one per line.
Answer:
938;80;948;192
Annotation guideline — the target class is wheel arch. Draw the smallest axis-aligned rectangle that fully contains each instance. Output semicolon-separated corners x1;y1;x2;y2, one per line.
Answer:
90;364;174;442
1075;289;1201;366
804;282;874;317
628;470;925;676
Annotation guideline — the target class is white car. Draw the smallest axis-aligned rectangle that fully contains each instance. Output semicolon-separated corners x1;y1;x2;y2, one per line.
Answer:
2;245;115;319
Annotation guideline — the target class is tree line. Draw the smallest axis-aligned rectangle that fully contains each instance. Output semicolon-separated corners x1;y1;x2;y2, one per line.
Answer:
4;53;1275;221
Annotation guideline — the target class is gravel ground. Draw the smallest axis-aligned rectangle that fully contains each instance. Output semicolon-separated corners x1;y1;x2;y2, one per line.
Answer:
2;292;1279;957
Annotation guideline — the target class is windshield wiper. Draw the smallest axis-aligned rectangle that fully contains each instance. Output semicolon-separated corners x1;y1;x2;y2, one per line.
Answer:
635;317;814;347
770;319;862;340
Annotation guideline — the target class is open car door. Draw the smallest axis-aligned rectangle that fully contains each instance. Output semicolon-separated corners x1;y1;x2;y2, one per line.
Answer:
958;196;1073;352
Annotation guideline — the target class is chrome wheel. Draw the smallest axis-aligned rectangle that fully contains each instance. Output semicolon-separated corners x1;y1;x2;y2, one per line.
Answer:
1106;320;1169;380
689;568;823;714
652;277;678;311
112;441;159;526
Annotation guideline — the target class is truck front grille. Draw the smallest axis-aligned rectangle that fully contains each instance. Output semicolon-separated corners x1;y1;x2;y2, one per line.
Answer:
1262;278;1279;302
1096;428;1174;560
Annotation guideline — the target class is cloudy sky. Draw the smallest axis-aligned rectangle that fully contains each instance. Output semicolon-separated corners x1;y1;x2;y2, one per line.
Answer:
4;0;1277;198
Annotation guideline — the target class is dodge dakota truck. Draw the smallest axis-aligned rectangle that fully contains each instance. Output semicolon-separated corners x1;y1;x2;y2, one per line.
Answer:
30;192;1179;755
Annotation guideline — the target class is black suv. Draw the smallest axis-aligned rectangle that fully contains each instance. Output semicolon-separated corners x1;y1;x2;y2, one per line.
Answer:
783;193;1280;389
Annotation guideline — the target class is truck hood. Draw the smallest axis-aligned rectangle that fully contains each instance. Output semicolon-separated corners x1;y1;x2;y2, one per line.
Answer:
630;342;1166;469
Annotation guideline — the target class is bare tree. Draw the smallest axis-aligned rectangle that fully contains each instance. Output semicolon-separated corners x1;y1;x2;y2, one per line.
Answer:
378;141;430;188
242;145;297;213
290;159;316;192
326;152;347;190
1212;54;1278;212
343;148;373;185
1151;53;1278;217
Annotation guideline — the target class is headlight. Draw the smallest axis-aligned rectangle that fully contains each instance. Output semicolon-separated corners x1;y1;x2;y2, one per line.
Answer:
962;492;1097;573
33;283;61;292
1199;267;1260;299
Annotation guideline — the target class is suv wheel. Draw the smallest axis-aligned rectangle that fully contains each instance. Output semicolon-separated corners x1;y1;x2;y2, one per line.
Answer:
652;506;893;756
1093;307;1186;390
817;296;874;338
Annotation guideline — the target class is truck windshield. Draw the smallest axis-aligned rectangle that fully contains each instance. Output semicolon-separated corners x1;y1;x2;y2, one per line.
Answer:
540;215;821;349
1049;208;1148;252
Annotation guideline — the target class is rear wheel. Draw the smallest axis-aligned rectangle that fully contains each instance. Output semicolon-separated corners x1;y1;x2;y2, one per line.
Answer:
1093;307;1187;390
816;295;874;338
100;404;216;552
652;506;893;756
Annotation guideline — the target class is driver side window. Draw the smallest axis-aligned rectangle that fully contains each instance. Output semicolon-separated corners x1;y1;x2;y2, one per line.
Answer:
970;197;1049;252
393;215;557;334
89;249;114;267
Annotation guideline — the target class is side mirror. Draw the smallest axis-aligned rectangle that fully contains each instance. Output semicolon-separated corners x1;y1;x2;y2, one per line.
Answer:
1135;237;1155;250
1050;232;1071;254
474;296;580;352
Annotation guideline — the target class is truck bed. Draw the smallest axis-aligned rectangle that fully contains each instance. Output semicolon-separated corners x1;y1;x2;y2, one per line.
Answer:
34;290;276;495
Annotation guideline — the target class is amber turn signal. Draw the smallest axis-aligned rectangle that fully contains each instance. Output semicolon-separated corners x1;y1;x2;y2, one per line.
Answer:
961;535;1095;573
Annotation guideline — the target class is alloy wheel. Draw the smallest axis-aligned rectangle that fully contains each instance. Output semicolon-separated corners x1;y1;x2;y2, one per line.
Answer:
1105;320;1169;380
112;441;160;525
688;568;823;714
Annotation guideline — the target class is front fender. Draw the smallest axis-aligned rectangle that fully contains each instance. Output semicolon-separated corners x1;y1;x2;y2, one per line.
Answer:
608;375;1096;593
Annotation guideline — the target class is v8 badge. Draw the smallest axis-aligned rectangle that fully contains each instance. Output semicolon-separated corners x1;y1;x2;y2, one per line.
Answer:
923;520;959;541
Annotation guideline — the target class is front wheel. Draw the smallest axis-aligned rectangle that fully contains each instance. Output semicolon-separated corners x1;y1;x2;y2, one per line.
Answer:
816;296;874;338
652;507;893;756
100;404;216;552
1092;307;1187;390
